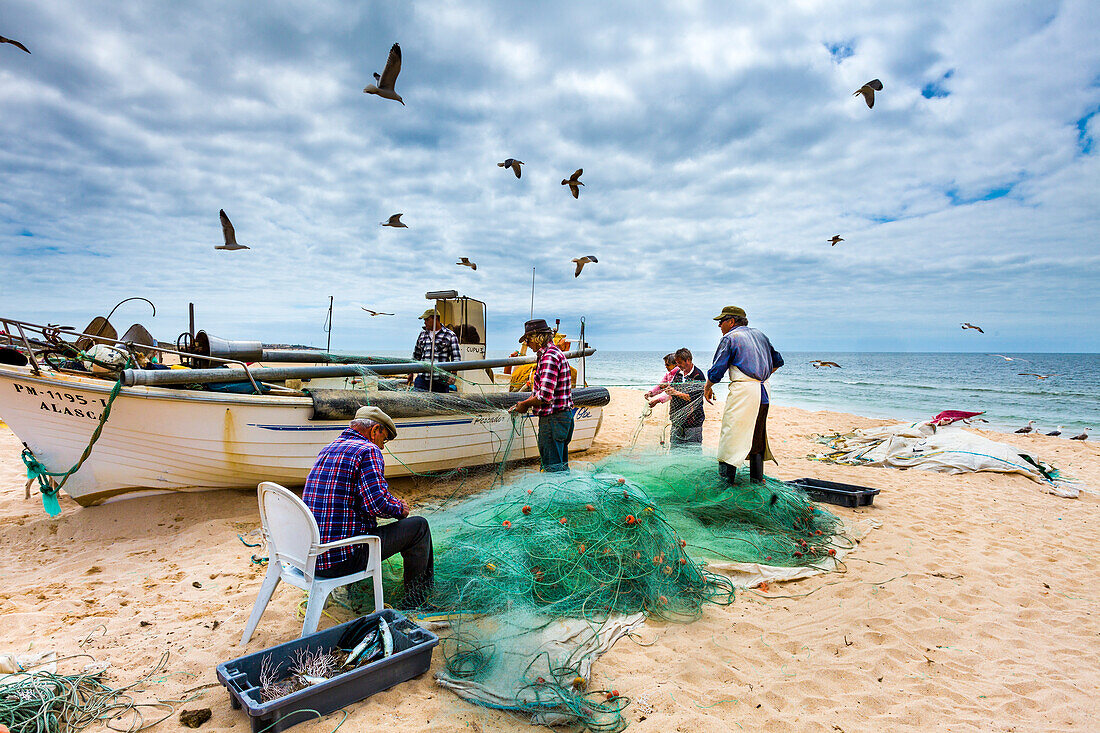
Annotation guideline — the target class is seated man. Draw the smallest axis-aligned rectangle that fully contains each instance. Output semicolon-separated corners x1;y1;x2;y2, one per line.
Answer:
302;406;434;608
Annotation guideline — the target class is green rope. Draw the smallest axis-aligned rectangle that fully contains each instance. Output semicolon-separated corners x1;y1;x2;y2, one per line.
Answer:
20;362;130;517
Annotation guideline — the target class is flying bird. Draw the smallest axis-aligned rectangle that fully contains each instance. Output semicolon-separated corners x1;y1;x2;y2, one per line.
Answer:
381;213;407;228
1018;373;1061;380
363;43;404;105
1070;428;1090;441
0;35;30;54
562;169;584;199
828;235;844;246
990;354;1028;363
215;210;249;250
457;257;477;270
1045;426;1063;437
361;308;395;316
810;360;842;368
853;78;883;109
1014;420;1034;434
572;256;598;277
498;159;523;179
961;323;984;333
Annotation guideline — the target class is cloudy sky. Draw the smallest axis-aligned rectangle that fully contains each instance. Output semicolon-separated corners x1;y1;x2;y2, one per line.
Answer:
1;0;1098;355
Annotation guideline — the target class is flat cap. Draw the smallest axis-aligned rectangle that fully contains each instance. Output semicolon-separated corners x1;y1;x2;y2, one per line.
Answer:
713;305;747;321
354;405;398;440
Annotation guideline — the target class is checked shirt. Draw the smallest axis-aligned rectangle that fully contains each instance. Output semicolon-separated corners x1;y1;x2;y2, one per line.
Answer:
531;342;574;416
302;428;404;572
412;327;461;363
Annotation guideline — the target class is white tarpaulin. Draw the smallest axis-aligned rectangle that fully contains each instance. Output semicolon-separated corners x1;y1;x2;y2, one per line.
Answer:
813;422;1082;498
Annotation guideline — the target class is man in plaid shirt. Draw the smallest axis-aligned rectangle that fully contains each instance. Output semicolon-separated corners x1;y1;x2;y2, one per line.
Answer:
410;308;461;392
303;406;434;607
511;319;575;471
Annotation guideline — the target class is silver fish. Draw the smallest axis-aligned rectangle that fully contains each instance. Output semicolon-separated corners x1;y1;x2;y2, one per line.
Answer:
343;628;379;668
297;674;328;686
380;617;393;658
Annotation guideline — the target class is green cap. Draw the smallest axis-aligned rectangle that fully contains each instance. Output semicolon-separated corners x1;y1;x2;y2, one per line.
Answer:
420;308;439;320
713;305;747;321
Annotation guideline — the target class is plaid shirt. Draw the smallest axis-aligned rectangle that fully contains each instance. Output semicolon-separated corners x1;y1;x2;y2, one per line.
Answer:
531;342;574;416
302;428;404;572
412;326;461;363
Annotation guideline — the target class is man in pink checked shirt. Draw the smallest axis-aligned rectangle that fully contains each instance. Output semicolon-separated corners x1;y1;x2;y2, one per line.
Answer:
510;318;576;472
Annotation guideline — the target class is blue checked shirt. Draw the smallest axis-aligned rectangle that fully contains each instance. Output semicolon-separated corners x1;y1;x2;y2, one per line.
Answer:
303;428;404;572
412;326;461;363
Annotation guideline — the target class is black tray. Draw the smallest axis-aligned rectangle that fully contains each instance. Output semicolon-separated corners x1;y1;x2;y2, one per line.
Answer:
217;609;438;733
790;477;880;508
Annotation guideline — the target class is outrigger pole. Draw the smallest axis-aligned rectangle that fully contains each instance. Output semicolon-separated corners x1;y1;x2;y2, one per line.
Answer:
122;348;597;387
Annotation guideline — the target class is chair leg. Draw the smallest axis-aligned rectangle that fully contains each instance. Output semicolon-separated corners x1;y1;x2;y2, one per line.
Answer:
301;584;332;637
371;568;384;613
239;565;281;646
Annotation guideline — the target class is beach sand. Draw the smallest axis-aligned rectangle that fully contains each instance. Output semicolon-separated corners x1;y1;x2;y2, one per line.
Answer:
1;388;1097;731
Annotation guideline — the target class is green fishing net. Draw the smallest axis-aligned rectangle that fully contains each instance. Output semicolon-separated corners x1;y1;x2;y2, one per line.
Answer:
342;447;846;731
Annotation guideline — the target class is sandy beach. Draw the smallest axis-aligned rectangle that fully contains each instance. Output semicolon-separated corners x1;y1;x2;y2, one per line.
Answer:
1;387;1098;732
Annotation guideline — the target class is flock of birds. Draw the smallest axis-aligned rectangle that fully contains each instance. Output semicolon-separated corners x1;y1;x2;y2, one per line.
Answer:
1014;421;1090;441
216;43;599;288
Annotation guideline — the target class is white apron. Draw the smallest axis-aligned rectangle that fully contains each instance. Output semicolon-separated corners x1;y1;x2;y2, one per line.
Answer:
716;366;774;466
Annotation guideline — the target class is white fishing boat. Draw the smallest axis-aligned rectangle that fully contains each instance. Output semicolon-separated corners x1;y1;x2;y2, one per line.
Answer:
0;293;606;507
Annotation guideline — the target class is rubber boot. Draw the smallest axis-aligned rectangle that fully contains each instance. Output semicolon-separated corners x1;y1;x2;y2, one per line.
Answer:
749;454;765;484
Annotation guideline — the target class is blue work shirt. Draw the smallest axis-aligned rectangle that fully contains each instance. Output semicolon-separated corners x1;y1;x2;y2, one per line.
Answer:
707;327;784;404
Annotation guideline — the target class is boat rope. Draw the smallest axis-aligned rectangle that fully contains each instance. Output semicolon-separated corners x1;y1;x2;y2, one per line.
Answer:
21;361;130;517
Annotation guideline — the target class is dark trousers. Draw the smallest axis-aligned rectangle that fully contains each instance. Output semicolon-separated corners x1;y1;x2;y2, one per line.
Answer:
719;403;769;483
670;423;703;449
412;375;451;393
317;516;434;607
537;410;575;472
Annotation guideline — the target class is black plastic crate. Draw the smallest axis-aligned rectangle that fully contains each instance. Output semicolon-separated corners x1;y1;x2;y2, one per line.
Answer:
790;477;880;508
217;609;438;733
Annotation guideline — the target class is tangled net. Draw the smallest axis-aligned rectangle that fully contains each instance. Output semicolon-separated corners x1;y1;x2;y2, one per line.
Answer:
344;450;846;731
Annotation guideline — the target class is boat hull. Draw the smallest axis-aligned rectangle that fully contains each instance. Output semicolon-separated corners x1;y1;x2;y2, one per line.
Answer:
0;366;603;506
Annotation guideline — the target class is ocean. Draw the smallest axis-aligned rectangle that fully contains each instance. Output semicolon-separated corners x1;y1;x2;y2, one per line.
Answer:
578;351;1100;435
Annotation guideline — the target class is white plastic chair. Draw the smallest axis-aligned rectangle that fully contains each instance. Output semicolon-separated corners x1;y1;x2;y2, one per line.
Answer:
239;482;384;646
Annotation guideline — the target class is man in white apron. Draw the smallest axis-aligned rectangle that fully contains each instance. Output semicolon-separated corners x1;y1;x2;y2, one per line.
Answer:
703;306;784;484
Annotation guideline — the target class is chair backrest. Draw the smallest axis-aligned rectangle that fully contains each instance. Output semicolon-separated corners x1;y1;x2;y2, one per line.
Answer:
257;482;321;577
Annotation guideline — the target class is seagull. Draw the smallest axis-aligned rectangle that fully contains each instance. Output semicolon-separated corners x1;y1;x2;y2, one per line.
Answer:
361;308;394;316
1045;426;1063;437
961;323;984;333
853;78;883;109
828;235;844;246
572;256;598;277
0;35;30;54
1070;427;1090;441
1014;420;1034;434
562;169;584;199
990;354;1029;363
498;159;523;179
457;257;477;270
215;210;250;250
381;213;407;228
363;43;404;105
810;360;842;368
1018;373;1061;380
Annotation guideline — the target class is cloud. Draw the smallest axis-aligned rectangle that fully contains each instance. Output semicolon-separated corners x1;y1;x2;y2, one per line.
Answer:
0;0;1098;355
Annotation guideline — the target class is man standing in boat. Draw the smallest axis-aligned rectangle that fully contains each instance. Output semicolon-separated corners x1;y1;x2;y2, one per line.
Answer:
303;406;434;608
704;306;784;484
410;308;461;392
510;319;575;472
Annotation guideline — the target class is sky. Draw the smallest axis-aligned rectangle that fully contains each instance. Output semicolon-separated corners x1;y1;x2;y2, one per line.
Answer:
1;0;1098;355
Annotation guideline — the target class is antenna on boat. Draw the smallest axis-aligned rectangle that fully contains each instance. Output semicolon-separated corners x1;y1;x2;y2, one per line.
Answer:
529;267;535;320
324;296;333;353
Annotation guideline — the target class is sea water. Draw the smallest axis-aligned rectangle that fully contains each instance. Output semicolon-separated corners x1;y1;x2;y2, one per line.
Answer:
580;350;1100;435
